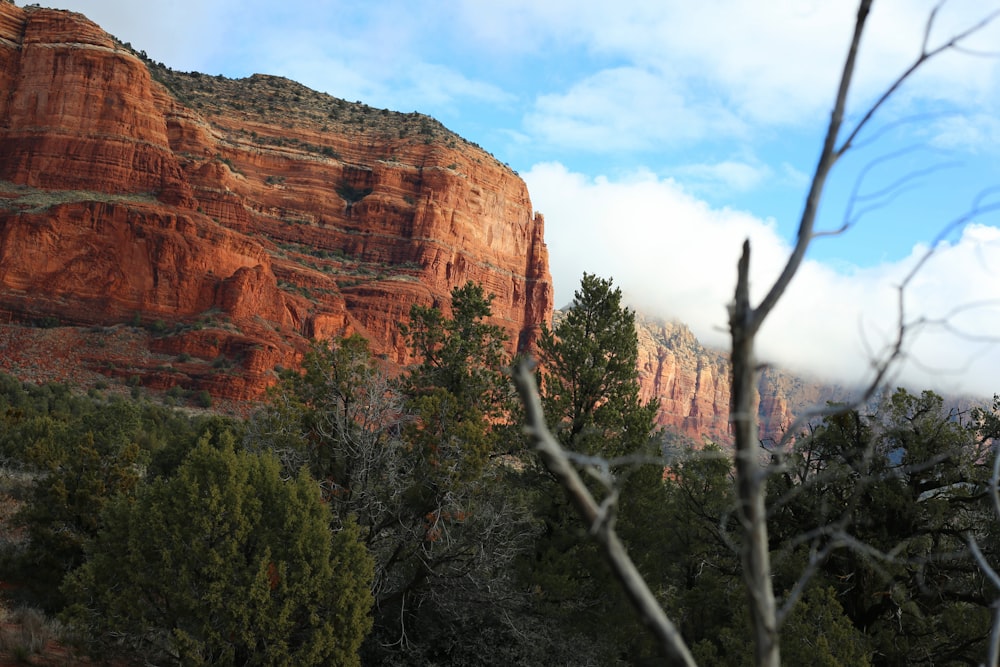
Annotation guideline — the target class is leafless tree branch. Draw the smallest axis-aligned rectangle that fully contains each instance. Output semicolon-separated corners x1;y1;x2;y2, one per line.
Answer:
969;439;1000;666
512;2;1000;665
836;4;1000;158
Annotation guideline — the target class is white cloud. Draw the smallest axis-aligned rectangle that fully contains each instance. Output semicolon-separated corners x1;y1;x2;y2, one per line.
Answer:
248;45;513;113
672;159;773;194
46;0;244;72
401;63;516;110
927;114;1000;153
779;162;811;190
451;0;582;56
53;1;1000;155
41;0;1000;398
525;66;747;152
509;0;1000;152
525;162;1000;397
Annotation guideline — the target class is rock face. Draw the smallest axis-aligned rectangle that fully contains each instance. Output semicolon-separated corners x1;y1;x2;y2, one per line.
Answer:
0;4;552;400
634;315;850;447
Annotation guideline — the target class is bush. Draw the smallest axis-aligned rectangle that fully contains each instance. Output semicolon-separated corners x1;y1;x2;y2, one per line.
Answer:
194;390;212;408
63;436;374;666
13;401;144;610
0;606;64;658
147;319;168;335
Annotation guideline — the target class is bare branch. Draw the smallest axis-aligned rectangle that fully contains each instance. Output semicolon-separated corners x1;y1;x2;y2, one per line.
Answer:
967;435;1000;665
970;535;1000;592
757;2;1000;328
900;187;1000;288
991;440;1000;522
751;0;873;331
515;4;1000;666
775;274;910;451
968;535;1000;666
776;538;842;626
836;5;1000;157
829;147;961;237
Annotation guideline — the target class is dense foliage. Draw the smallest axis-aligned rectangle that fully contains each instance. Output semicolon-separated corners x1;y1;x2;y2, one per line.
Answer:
64;435;374;665
524;274;671;662
1;276;1000;666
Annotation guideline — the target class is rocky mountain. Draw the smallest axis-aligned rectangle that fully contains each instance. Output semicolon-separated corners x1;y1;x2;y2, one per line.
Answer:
634;315;852;447
0;3;861;446
0;3;552;400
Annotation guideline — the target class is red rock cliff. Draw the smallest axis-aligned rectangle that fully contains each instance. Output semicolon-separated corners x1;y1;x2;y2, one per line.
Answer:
0;4;552;400
635;315;850;447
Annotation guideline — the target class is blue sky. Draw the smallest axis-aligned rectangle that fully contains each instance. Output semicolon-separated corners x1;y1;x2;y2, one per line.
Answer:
38;0;1000;397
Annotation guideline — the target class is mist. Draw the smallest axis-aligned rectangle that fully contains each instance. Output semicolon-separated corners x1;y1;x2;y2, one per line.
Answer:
526;162;1000;398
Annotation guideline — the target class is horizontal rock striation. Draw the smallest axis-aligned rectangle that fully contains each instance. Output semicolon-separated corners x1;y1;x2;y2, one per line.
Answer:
0;4;552;399
635;315;850;447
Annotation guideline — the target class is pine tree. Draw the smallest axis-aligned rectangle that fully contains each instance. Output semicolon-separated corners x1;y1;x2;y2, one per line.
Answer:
537;273;656;457
251;285;539;665
765;389;997;664
525;273;667;662
15;399;144;610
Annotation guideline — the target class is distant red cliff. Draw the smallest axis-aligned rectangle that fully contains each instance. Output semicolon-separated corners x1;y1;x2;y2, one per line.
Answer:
635;315;851;447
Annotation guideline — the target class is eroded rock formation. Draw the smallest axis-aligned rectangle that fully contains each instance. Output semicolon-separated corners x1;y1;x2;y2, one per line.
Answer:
635;315;849;447
0;4;552;400
0;4;852;441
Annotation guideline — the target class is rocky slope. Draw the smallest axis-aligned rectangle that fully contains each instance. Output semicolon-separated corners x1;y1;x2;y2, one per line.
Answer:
0;4;552;400
635;315;851;447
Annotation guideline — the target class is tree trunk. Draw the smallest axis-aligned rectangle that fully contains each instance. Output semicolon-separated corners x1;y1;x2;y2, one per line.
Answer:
729;241;779;667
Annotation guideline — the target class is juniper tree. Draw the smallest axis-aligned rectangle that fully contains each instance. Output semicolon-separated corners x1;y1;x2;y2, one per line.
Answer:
63;433;374;666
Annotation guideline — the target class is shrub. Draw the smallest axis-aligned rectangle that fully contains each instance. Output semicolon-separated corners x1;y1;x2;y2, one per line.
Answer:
63;437;374;666
194;390;212;409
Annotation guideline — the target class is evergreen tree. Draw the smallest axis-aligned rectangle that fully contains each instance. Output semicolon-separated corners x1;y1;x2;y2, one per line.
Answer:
250;285;540;665
401;280;513;426
0;377;243;611
63;433;374;666
537;273;655;457
373;282;536;664
14;399;144;610
524;273;667;662
767;389;997;665
656;445;874;665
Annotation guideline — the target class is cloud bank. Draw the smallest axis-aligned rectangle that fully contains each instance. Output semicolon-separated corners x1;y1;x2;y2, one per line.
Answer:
525;162;1000;398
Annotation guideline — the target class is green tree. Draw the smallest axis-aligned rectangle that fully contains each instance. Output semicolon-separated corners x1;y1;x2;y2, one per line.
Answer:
655;446;873;666
63;433;374;666
537;273;655;458
659;446;741;653
378;284;538;664
401;280;513;428
523;273;666;662
0;378;244;611
14;399;144;610
767;389;996;665
249;286;539;665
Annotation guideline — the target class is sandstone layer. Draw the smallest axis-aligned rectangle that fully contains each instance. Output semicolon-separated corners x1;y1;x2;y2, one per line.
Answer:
634;315;850;447
0;4;552;400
